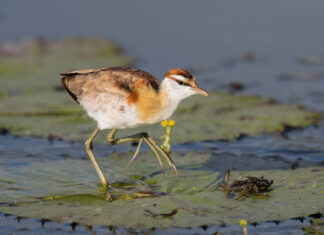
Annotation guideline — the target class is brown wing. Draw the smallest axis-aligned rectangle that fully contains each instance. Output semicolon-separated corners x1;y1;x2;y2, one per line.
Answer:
60;67;160;104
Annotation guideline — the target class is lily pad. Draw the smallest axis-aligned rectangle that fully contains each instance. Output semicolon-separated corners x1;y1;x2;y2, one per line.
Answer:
0;150;323;228
0;38;320;143
0;38;322;228
0;91;320;143
303;218;324;234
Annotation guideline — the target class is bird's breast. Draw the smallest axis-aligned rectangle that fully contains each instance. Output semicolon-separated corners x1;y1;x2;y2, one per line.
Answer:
129;85;167;123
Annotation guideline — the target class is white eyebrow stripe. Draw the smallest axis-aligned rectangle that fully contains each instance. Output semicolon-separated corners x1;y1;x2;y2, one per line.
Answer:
170;75;186;81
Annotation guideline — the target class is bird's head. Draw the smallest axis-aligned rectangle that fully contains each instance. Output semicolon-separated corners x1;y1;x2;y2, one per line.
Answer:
163;68;208;99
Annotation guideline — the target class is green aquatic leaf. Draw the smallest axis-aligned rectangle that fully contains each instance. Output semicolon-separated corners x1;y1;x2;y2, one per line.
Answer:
0;151;323;228
0;38;320;143
303;218;324;234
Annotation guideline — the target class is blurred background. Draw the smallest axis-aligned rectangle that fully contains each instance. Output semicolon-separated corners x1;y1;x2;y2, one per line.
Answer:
1;0;324;110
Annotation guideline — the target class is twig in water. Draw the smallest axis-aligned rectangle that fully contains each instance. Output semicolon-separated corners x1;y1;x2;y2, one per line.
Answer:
144;208;178;218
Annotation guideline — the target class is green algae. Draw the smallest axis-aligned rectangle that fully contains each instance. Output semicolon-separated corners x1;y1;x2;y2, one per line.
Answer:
0;151;323;228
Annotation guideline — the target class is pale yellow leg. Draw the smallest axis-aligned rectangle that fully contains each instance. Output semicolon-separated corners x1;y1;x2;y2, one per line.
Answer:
85;127;108;190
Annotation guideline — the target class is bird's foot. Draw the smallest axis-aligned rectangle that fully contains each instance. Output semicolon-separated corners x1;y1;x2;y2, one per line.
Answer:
99;184;112;201
100;178;162;201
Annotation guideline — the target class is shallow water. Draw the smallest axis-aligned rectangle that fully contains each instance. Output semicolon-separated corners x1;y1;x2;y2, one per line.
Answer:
186;125;324;163
0;212;320;235
0;0;324;233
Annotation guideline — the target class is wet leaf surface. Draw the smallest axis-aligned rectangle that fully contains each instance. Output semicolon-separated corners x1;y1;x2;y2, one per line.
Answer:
0;149;323;229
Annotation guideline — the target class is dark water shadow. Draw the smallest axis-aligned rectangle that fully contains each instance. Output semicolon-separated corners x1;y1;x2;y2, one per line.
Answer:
0;211;321;235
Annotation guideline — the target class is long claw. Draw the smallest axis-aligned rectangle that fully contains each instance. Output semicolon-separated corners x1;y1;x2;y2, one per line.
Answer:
122;139;143;175
147;137;178;176
107;129;176;177
143;138;165;175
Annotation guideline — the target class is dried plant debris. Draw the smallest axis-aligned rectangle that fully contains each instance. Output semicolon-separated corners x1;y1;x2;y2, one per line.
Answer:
144;209;178;218
221;170;273;200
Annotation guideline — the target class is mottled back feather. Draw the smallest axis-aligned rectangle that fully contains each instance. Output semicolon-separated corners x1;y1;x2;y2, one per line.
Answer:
60;67;160;103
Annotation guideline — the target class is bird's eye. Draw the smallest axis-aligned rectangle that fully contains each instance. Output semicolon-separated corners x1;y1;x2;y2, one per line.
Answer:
176;80;191;87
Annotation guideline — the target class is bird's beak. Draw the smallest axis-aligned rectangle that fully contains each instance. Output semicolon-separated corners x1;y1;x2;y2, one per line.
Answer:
193;87;209;96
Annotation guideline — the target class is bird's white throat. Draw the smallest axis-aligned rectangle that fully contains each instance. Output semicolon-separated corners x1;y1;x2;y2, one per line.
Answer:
159;78;197;120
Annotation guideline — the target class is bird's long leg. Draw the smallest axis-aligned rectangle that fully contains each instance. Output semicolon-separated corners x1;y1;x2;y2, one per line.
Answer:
107;129;177;175
85;127;109;190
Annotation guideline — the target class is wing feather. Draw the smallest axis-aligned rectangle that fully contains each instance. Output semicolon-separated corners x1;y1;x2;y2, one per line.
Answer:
60;67;160;104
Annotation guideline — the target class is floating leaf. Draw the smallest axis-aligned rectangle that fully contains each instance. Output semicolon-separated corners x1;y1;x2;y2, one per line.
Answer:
303;218;324;234
0;38;320;143
0;151;323;228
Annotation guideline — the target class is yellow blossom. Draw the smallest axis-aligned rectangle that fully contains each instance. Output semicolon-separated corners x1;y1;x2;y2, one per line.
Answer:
168;120;176;127
161;120;168;127
240;219;247;227
160;119;176;153
239;219;248;235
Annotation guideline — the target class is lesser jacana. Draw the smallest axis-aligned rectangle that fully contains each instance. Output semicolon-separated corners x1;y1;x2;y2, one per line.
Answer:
60;67;208;190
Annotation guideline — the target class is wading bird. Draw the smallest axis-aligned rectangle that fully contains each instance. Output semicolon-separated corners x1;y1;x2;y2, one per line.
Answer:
60;67;208;190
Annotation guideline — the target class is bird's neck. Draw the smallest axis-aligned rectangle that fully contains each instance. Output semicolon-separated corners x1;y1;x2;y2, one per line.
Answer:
135;78;194;123
158;78;191;120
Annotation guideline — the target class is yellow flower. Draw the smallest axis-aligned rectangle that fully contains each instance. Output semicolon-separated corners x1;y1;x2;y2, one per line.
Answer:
239;219;248;235
240;219;247;227
160;119;176;153
168;120;176;127
161;120;168;127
